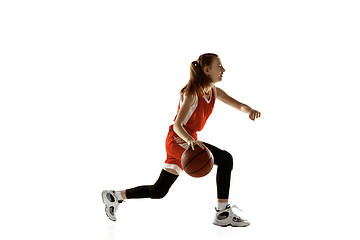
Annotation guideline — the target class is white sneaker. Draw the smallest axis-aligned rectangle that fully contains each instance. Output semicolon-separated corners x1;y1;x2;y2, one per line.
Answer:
213;204;250;227
101;190;124;221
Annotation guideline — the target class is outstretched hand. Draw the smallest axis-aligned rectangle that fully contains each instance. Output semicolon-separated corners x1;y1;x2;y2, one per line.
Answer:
249;109;261;121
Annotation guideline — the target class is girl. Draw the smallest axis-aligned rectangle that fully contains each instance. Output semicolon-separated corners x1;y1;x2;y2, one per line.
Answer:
102;53;261;227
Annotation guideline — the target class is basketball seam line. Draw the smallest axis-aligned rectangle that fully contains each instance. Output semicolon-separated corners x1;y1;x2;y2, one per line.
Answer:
183;150;208;170
187;156;213;175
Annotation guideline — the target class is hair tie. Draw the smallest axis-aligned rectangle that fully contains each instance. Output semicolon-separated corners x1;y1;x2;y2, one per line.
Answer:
193;60;199;67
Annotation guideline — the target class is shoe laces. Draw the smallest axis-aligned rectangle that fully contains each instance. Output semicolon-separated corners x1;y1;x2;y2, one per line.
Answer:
231;205;243;212
230;205;245;221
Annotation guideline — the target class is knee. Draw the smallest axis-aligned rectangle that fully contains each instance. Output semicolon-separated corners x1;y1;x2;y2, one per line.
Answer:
148;169;177;199
149;185;169;199
219;150;233;171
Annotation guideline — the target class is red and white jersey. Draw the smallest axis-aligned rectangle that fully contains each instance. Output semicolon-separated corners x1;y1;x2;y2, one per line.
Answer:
173;87;217;139
164;87;217;175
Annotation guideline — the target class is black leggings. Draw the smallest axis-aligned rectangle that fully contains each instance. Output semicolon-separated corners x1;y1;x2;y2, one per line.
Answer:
125;142;233;199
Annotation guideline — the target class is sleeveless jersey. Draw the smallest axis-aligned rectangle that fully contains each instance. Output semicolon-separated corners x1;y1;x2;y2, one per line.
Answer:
164;87;217;175
172;87;217;139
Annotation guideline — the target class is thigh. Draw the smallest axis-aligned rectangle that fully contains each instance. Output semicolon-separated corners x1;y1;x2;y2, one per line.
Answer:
204;142;233;170
203;142;225;165
163;168;180;175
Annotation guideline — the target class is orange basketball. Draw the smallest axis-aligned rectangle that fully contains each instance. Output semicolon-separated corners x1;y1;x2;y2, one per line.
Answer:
181;145;214;178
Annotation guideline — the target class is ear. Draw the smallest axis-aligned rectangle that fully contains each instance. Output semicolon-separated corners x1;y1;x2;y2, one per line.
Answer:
203;66;210;75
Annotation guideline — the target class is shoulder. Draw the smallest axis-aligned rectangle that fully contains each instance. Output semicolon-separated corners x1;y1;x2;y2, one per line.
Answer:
213;86;218;99
182;92;196;106
215;87;233;103
215;87;224;99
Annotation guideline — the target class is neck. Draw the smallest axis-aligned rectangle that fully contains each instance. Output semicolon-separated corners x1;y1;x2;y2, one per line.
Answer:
204;85;213;94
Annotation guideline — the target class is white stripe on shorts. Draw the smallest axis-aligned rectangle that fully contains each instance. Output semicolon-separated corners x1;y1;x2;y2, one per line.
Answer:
163;163;182;175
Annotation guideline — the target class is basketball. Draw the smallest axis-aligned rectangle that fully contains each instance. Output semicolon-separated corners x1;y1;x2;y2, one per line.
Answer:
181;145;214;178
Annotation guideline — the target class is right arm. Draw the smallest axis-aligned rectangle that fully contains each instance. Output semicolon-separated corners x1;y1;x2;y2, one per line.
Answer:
173;94;205;150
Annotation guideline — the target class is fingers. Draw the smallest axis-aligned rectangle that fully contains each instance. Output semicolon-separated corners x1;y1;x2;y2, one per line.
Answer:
187;140;205;150
197;141;205;150
256;110;261;119
249;110;261;121
193;141;205;150
186;141;195;150
249;111;255;121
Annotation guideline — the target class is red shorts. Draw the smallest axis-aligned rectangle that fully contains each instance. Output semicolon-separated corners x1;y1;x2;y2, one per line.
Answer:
164;125;197;175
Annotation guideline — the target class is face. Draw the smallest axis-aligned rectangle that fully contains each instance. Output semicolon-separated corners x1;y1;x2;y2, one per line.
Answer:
204;57;225;83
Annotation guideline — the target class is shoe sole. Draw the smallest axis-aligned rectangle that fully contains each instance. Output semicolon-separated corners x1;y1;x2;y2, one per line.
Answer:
213;222;250;227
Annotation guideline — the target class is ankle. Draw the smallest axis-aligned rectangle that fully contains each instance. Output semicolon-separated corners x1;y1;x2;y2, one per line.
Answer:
121;190;127;199
217;201;229;211
114;190;127;200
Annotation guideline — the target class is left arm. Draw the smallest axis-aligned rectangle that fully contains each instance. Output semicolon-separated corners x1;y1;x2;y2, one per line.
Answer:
216;87;261;121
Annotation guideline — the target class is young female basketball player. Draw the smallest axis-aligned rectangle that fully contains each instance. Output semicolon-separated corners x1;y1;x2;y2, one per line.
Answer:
102;53;261;227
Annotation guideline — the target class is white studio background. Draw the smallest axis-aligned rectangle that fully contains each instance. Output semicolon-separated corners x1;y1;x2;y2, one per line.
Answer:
1;0;359;239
